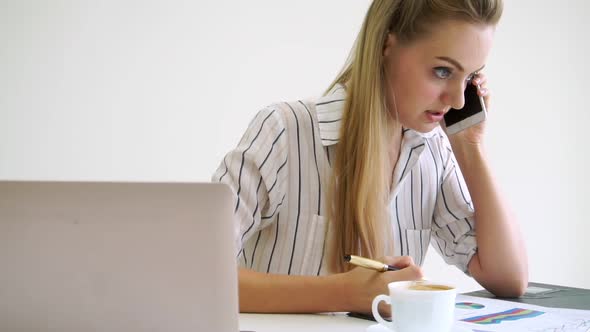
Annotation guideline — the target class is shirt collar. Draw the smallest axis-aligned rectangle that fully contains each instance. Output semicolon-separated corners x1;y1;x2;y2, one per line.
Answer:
315;84;439;147
315;84;347;146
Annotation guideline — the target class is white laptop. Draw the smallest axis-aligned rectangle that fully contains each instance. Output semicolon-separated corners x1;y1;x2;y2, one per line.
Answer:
0;181;239;332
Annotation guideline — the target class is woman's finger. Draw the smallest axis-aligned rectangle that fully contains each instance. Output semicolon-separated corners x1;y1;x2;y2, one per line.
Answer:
381;256;415;269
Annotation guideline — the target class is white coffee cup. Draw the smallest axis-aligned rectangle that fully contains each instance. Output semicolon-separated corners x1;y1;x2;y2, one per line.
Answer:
371;280;457;332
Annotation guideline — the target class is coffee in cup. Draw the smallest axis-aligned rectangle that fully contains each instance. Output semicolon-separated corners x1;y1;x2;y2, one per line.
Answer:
407;283;453;291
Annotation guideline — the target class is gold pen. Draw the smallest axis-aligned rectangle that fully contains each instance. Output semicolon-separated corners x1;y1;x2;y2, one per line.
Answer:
344;255;399;272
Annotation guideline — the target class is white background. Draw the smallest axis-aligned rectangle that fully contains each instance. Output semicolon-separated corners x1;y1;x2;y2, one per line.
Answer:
1;1;589;293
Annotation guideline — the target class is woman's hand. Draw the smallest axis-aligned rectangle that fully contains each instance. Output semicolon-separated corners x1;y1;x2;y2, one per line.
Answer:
337;256;423;316
238;256;422;314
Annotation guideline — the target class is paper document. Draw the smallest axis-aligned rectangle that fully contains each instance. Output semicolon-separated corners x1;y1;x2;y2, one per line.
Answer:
455;294;590;331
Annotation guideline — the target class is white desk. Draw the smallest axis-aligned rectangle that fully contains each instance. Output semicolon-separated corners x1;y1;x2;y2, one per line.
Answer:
239;312;374;332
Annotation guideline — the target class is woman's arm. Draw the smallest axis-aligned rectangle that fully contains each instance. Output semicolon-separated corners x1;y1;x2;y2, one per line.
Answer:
238;268;345;313
447;74;528;297
451;143;528;297
238;256;423;314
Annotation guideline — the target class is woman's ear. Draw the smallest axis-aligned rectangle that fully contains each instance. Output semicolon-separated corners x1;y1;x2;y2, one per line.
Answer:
383;33;397;57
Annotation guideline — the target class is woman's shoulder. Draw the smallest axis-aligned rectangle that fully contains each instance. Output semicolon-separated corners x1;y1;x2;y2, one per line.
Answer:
249;99;320;130
269;99;318;117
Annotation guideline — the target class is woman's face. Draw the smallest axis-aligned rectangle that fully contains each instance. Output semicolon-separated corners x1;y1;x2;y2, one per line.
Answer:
383;20;495;133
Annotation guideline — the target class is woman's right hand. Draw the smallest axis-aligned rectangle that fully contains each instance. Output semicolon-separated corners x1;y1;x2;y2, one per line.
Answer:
335;256;423;316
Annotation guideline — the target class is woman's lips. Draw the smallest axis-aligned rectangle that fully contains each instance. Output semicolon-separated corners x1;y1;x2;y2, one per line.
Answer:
425;110;444;122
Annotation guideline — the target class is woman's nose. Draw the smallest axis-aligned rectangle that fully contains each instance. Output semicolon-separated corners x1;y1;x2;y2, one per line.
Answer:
442;84;467;110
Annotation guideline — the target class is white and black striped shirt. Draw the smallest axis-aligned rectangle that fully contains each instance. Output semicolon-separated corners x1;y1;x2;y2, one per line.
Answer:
212;85;477;276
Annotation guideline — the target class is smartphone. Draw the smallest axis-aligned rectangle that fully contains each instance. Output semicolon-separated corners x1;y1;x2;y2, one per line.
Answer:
443;82;487;135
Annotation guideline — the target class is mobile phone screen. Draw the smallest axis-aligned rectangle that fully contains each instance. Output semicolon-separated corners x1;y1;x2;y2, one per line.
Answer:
443;83;483;127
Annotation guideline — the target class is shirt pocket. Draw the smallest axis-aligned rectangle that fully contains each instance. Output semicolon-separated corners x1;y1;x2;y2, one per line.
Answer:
405;229;431;267
300;214;327;276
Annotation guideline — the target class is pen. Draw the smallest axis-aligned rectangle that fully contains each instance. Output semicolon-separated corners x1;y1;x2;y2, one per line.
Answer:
344;254;399;272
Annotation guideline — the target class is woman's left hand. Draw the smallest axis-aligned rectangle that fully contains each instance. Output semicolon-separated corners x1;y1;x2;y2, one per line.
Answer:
446;72;491;146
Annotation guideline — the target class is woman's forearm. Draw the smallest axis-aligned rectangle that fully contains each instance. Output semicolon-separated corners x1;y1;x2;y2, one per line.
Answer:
452;143;528;297
238;268;349;313
238;256;424;313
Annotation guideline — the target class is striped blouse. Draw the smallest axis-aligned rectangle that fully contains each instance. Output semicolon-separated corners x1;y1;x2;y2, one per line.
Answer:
212;85;477;276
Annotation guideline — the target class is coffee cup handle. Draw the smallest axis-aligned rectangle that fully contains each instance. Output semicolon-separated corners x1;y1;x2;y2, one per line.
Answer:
371;294;394;330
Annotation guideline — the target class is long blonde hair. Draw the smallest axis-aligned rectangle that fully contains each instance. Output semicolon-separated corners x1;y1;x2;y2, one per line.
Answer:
327;0;503;273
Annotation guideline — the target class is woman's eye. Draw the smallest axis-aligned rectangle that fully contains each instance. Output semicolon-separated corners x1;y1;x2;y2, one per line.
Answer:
434;67;452;79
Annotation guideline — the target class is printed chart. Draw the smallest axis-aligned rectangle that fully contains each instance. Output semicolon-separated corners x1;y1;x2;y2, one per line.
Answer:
454;295;590;332
462;308;545;324
456;302;486;310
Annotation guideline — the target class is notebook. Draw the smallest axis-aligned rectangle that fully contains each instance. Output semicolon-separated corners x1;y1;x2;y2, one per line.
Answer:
0;181;239;332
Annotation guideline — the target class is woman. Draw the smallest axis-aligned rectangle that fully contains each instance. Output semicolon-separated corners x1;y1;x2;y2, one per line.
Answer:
213;0;528;314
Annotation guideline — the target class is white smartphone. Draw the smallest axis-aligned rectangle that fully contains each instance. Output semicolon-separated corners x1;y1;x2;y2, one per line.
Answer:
443;82;487;135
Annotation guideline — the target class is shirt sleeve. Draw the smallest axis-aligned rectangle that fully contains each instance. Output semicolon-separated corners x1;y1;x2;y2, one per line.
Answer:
211;106;289;260
430;133;477;274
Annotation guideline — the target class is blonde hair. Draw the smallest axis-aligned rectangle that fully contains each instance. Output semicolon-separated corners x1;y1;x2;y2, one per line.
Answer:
326;0;503;273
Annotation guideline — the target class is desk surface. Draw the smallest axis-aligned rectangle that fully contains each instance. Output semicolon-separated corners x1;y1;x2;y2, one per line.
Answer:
240;312;372;332
240;282;590;332
466;282;590;310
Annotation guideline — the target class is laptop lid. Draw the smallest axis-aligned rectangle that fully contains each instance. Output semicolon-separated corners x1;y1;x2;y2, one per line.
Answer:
0;181;239;332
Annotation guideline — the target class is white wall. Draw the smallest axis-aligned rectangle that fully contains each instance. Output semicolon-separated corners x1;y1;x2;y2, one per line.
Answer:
1;1;588;293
